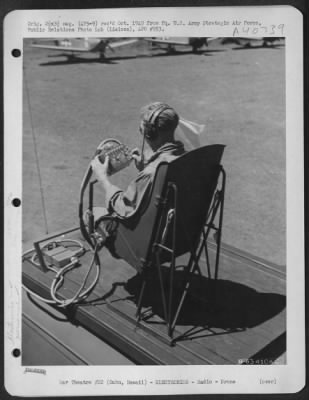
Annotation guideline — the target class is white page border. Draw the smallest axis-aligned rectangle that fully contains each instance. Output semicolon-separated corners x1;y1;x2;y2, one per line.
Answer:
4;6;305;396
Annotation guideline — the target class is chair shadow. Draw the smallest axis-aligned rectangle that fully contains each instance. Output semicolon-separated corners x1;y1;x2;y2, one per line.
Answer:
124;266;286;331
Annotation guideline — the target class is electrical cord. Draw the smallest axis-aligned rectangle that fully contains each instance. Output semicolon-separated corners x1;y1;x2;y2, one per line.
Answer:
22;240;100;308
50;244;100;307
79;164;95;248
23;142;113;307
78;141;110;248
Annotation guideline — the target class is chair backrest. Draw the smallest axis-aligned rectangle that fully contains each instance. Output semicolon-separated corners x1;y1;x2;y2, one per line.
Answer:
112;145;225;272
164;144;225;258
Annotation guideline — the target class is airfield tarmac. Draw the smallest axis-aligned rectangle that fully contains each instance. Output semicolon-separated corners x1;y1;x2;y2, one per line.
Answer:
22;38;286;266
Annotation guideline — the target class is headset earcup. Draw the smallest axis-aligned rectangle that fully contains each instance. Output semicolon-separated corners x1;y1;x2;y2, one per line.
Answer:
144;121;157;140
144;104;170;139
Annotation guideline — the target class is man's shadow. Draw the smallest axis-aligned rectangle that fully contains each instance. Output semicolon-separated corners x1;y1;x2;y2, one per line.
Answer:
124;266;286;332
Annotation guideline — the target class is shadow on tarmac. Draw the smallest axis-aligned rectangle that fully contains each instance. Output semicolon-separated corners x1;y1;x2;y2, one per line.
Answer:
232;44;285;51
39;49;227;66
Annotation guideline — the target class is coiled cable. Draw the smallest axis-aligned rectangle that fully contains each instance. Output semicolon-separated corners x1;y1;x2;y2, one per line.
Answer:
22;240;100;308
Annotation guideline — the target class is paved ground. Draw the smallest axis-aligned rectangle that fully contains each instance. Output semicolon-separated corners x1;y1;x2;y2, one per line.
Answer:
22;38;286;266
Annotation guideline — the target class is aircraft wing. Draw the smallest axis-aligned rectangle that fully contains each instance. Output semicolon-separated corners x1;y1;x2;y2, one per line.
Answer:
144;37;218;46
144;38;189;46
238;37;264;41
108;39;138;48
31;38;138;53
31;44;92;52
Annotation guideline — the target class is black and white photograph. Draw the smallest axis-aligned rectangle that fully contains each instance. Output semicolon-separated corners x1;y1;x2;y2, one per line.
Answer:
4;6;305;396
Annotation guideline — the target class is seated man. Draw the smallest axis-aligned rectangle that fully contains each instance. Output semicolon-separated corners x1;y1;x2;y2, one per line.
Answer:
90;102;185;223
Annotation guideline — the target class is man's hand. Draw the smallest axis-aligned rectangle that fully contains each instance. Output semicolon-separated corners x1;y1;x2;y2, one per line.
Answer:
91;155;110;184
90;155;122;206
131;148;144;171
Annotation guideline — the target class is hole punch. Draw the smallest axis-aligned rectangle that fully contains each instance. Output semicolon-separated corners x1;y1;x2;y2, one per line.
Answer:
12;198;21;207
12;348;21;357
11;49;21;58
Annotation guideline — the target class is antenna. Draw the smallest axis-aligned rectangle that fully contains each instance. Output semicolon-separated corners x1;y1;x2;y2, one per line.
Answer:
24;65;49;234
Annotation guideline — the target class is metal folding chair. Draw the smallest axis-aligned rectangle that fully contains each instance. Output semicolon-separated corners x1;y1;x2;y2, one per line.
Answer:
97;145;225;344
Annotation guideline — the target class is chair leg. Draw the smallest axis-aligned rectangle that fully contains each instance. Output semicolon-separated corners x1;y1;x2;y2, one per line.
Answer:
202;231;212;279
155;252;169;326
168;253;176;337
210;181;225;307
135;279;146;321
170;255;197;333
170;275;192;333
214;198;224;281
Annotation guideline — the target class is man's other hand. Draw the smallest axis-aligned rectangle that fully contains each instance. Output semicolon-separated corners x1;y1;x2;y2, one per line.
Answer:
131;148;144;171
91;155;110;183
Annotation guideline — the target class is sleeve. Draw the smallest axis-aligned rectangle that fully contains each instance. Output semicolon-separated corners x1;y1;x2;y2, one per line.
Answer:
108;171;153;218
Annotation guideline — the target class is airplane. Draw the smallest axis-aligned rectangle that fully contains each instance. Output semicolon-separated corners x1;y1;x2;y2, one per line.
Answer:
221;37;284;48
31;37;138;60
143;37;218;53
